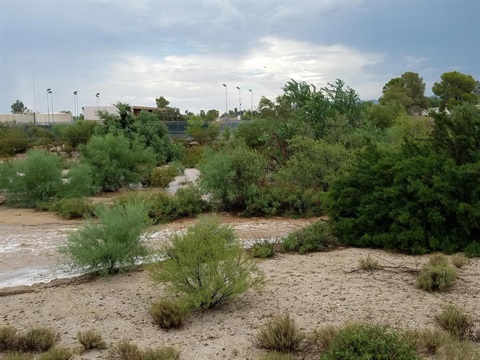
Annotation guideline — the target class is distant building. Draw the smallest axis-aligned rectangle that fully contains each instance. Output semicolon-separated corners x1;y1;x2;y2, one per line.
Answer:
0;113;73;124
82;105;159;121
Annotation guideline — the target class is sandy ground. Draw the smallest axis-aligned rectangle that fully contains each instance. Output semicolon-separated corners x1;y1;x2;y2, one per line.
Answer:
1;207;480;359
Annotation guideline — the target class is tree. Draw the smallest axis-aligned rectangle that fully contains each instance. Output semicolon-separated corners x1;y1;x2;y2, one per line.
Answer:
155;96;170;108
379;72;428;115
10;100;28;114
432;71;476;111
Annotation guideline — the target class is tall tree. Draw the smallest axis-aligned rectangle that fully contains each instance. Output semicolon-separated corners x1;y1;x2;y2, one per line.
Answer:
379;72;428;115
10;100;28;114
432;71;476;111
155;96;170;108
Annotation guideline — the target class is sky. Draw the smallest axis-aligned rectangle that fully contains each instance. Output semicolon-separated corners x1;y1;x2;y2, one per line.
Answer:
0;0;479;116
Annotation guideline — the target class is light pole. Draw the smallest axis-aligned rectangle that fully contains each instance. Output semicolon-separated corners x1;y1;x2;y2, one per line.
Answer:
222;84;227;120
46;88;51;124
73;91;78;120
249;89;253;120
236;86;241;120
47;88;53;123
95;93;100;111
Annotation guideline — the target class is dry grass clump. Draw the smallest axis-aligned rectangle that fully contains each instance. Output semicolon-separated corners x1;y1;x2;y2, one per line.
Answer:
149;298;187;330
37;346;74;360
17;327;57;352
256;314;305;353
435;305;474;340
437;339;480;360
1;352;34;360
403;328;452;355
76;329;107;350
304;325;338;354
0;326;18;351
415;254;457;292
358;254;381;271
108;340;180;360
257;352;294;360
451;253;470;268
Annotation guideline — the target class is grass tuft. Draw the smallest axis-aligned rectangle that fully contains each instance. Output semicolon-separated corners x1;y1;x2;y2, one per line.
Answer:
76;329;107;351
256;314;305;353
149;298;187;330
435;305;474;340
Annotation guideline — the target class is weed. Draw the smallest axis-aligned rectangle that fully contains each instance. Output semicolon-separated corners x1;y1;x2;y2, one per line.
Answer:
251;240;276;259
1;352;34;360
0;326;18;351
76;329;107;350
405;328;451;355
437;339;480;359
428;253;450;266
150;298;187;330
256;314;305;353
464;241;480;258
435;305;474;340
415;261;457;292
257;352;293;360
17;327;57;352
305;325;337;353
281;221;338;254
358;254;381;271
451;253;470;268
108;340;180;360
37;346;74;360
141;347;180;360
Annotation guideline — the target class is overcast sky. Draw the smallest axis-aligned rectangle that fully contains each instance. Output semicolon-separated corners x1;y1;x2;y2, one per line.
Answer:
1;0;479;115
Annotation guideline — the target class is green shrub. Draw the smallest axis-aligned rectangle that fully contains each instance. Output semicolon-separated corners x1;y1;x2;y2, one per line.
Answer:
428;253;450;266
464;241;480;258
60;120;97;148
0;126;30;155
281;221;338;254
0;326;18;351
148;192;179;223
415;261;457;292
59;202;152;275
251;240;276;259
150;216;263;310
174;185;210;217
451;253;469;268
48;198;94;219
17;327;57;352
2;352;34;360
256;314;305;353
435;305;474;340
37;346;74;360
320;323;420;360
59;163;97;199
181;145;205;168
149;166;178;188
150;298;187;330
76;329;107;350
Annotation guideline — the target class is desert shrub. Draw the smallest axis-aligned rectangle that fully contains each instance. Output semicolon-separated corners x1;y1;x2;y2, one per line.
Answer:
76;329;107;350
451;253;470;268
415;259;457;292
0;126;30;155
250;239;276;259
358;254;381;271
149;166;178;188
0;326;18;351
149;298;187;330
17;327;57;352
150;216;263;310
257;352;293;360
281;221;338;254
320;323;420;360
429;253;450;266
435;305;474;340
305;325;338;354
60;120;97;148
59;163;97;199
403;328;451;355
181;145;205;168
37;346;74;360
108;341;179;360
47;198;94;219
148;192;179;223
256;314;305;353
2;352;34;360
174;185;210;218
437;339;480;360
464;241;480;258
0;150;63;207
81;133;156;192
59;202;152;275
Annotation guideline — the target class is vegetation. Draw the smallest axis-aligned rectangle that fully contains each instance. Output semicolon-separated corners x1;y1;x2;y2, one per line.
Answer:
149;298;187;330
17;327;57;352
76;329;107;350
415;254;457;292
256;314;305;353
108;340;180;360
37;346;74;360
59;202;152;275
150;216;263;309
281;221;338;254
148;165;179;188
251;239;277;259
435;305;474;340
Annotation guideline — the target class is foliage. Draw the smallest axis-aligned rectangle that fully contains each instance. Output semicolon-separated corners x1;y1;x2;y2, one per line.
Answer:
149;165;178;188
0;150;63;207
0;126;30;155
406;328;451;355
320;323;420;360
81;133;156;191
464;241;480;258
37;347;74;360
367;101;406;129
181;145;206;168
305;325;338;354
256;314;305;353
108;341;180;360
59;163;97;199
17;327;57;352
59;202;152;275
76;329;107;350
150;216;263;310
437;339;480;360
10;100;28;114
281;221;338;254
185;116;220;144
60;120;97;148
435;305;474;340
199;145;267;210
415;256;457;292
2;352;34;360
174;185;210;218
149;298;187;330
0;326;18;351
251;240;276;259
47;198;94;219
432;71;477;111
450;253;469;268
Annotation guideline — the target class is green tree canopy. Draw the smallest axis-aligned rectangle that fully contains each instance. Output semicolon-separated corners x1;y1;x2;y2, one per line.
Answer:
10;100;28;114
379;72;428;115
155;96;170;108
432;71;476;111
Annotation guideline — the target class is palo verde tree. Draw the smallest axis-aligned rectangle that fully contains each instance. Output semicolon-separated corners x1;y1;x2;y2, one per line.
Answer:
432;71;477;111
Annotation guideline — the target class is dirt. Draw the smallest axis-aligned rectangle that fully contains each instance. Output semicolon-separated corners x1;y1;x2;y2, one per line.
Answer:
1;207;479;359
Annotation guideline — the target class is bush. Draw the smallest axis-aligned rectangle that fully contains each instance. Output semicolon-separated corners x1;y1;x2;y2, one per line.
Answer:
149;166;178;188
17;327;57;352
320;323;420;360
174;185;210;218
305;325;338;354
251;240;276;259
0;326;18;351
464;241;480;258
451;253;469;268
59;202;152;275
281;221;338;254
0;126;30;155
415;256;457;292
60;120;97;148
141;347;180;360
150;298;187;330
411;328;451;355
256;314;305;353
37;346;74;360
108;341;180;360
2;352;34;360
435;305;474;340
47;198;94;219
437;339;480;359
76;329;107;350
150;216;263;310
181;145;205;168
